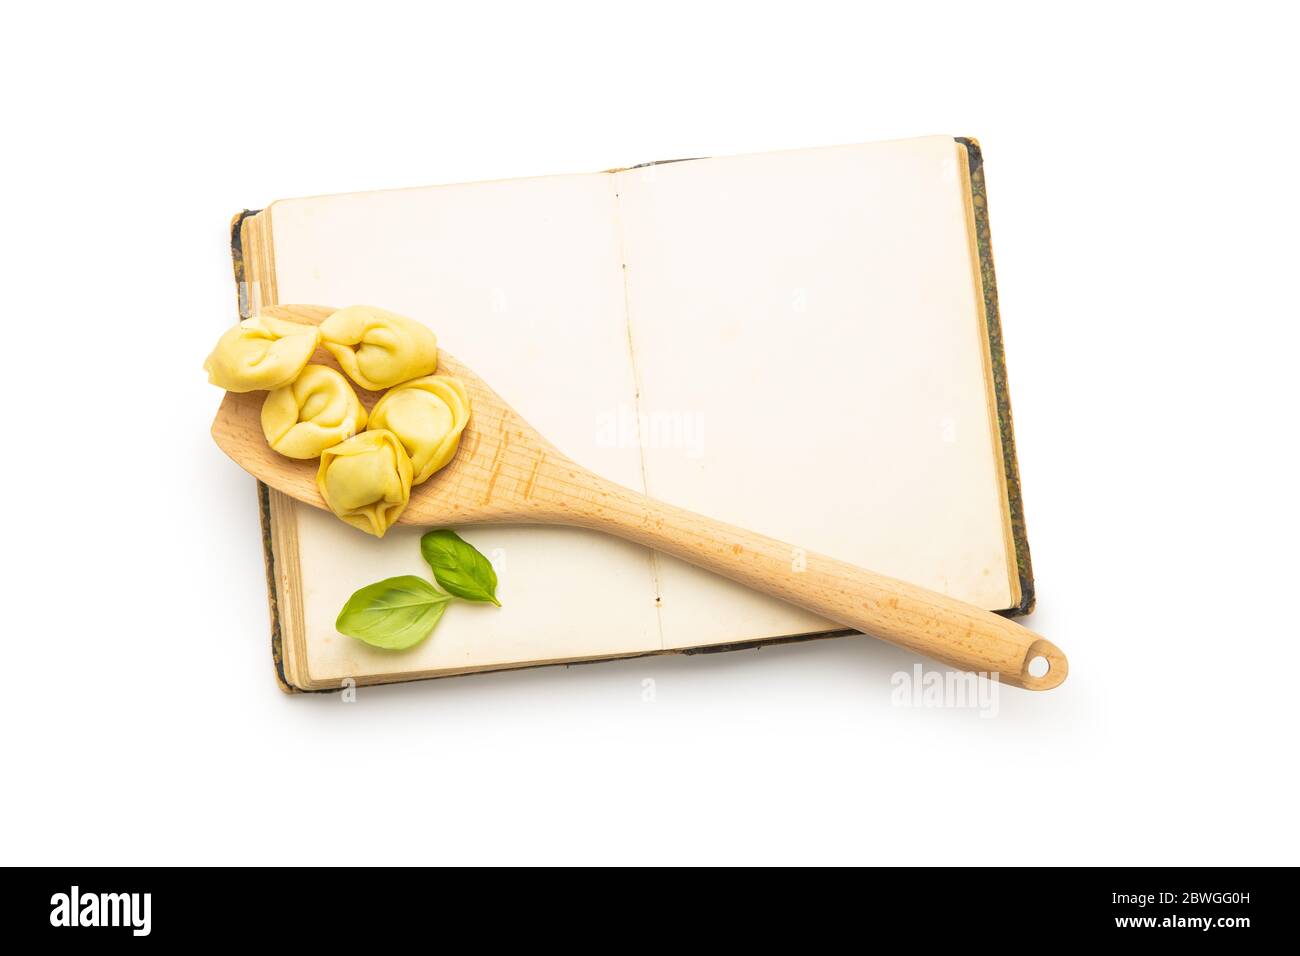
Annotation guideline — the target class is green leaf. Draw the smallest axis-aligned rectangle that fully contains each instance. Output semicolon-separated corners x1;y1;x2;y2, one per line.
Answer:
335;575;453;650
419;529;501;605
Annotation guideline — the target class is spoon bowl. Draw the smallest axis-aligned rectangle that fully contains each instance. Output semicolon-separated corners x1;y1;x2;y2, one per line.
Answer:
212;304;567;526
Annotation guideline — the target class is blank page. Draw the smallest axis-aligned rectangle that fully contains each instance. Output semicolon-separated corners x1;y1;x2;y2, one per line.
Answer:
615;137;1015;649
267;174;661;683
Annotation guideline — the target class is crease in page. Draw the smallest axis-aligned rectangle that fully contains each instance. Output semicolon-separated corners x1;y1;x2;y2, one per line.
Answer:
609;170;666;650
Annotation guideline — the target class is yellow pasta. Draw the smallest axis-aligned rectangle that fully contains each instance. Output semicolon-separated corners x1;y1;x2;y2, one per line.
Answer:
261;365;367;460
319;305;439;390
367;375;471;485
204;315;319;392
317;430;413;537
202;304;480;535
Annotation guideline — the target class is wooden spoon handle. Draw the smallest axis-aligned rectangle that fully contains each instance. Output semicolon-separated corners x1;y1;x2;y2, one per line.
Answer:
562;471;1066;690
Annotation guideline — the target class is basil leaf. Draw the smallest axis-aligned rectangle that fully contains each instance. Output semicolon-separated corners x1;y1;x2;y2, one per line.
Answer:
335;575;453;650
419;529;501;605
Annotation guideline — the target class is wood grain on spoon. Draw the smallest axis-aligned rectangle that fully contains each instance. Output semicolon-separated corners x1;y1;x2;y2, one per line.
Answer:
212;304;1068;690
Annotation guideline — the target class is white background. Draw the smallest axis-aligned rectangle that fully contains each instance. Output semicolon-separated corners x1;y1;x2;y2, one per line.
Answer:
3;1;1297;866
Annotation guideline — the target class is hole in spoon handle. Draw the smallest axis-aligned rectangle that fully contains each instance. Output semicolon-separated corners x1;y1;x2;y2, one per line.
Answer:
1014;638;1068;691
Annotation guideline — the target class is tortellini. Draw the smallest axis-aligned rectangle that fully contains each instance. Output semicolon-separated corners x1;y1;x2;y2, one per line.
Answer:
367;375;471;485
206;304;473;537
317;430;413;537
204;315;319;392
261;365;368;460
319;305;439;391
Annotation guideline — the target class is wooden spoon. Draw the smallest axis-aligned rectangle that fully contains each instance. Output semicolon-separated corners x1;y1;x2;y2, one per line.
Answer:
212;304;1067;690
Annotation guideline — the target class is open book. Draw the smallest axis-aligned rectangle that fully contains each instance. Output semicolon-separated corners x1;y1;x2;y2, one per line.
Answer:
231;134;1033;691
